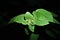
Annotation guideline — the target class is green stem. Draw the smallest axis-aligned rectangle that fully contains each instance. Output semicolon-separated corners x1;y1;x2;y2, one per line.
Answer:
29;33;39;40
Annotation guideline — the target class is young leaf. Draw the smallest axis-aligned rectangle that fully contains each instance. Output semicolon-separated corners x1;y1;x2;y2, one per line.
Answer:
32;9;54;22
24;12;35;25
25;12;33;20
28;25;35;32
9;14;27;25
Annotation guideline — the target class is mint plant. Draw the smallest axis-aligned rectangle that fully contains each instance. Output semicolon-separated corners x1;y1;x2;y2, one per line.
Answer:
8;9;60;40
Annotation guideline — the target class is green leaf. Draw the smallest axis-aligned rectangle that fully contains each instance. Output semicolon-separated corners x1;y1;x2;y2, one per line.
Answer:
9;14;27;25
28;25;35;32
24;12;35;25
32;9;54;22
34;19;49;26
25;12;33;20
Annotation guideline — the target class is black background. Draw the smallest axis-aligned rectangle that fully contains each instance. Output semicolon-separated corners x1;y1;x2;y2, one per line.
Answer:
0;0;60;40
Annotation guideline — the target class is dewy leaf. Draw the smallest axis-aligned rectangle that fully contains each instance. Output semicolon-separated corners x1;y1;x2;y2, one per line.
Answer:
9;14;27;25
28;25;35;32
32;9;54;22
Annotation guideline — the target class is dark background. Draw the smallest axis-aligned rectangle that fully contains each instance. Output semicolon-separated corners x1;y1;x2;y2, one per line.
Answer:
0;0;60;40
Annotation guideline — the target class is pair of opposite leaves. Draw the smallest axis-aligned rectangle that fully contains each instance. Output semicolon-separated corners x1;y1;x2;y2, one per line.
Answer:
9;9;60;32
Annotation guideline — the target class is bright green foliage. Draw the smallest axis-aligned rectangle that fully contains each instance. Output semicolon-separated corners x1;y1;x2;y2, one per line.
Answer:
34;19;49;26
32;9;53;22
25;12;33;20
9;14;27;25
9;9;60;33
24;12;34;25
28;25;35;32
